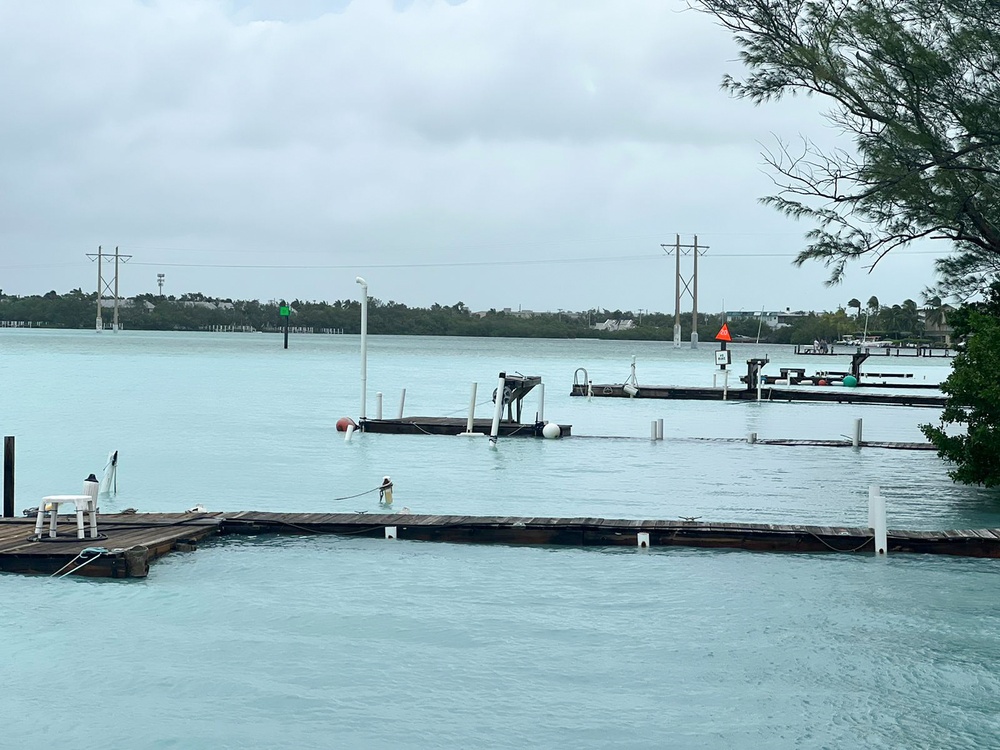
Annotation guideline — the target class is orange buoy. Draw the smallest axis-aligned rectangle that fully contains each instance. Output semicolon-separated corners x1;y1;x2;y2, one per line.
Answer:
818;379;827;386
336;417;357;432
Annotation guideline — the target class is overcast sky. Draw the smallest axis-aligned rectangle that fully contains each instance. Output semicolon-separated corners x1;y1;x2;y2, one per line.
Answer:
1;0;944;314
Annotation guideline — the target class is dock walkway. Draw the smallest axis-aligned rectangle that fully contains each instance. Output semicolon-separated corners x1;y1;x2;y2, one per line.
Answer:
2;511;999;578
570;383;947;407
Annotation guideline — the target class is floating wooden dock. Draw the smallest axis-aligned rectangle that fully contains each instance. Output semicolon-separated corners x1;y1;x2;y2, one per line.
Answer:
0;512;221;577
793;344;954;357
570;383;947;407
359;417;571;437
2;511;1000;579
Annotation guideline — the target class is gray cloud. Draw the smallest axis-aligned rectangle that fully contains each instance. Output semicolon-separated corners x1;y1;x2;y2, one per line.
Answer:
0;0;940;312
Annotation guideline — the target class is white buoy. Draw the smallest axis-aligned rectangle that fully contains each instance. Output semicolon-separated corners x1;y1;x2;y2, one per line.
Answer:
542;422;561;439
379;476;393;505
868;485;887;555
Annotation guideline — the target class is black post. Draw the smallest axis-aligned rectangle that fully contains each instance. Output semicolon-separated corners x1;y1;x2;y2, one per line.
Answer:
719;340;727;370
3;436;14;518
283;315;289;349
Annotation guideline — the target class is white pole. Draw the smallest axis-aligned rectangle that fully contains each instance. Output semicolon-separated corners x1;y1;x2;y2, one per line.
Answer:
757;374;762;402
489;372;506;446
397;388;406;419
723;369;729;401
537;383;545;422
375;392;383;420
656;418;664;440
96;246;103;331
356;277;368;421
853;418;863;448
650;420;657;440
868;484;887;555
465;382;478;433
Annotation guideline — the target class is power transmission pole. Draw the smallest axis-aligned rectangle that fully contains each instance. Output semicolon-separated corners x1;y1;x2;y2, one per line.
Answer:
661;235;708;348
87;246;132;332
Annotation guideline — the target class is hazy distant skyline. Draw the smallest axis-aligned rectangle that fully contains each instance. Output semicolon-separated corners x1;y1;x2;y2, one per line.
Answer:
1;0;946;314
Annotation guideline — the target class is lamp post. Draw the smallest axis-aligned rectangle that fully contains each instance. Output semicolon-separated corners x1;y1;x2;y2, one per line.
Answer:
356;277;368;421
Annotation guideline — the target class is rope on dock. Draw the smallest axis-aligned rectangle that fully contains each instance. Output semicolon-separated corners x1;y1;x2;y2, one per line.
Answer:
50;547;108;578
805;532;874;553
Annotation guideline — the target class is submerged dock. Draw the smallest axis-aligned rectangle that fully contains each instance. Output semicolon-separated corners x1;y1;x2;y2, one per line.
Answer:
2;510;999;578
359;417;571;437
570;383;947;407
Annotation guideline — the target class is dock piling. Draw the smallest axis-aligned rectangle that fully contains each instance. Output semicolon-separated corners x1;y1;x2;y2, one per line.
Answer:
650;421;657;441
656;418;664;440
397;388;406;419
853;418;863;448
3;436;13;518
489;372;506;446
869;485;887;555
375;392;383;420
537;383;545;422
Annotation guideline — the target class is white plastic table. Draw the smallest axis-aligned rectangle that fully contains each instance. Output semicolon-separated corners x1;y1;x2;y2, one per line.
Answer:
34;495;99;540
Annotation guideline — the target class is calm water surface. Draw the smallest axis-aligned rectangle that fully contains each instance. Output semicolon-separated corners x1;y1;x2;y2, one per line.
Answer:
1;330;998;749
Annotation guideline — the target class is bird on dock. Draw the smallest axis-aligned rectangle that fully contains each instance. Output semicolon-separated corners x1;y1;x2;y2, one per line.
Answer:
679;516;702;522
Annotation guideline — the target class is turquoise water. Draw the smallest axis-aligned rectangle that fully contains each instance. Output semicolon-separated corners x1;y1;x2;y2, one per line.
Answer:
2;330;999;748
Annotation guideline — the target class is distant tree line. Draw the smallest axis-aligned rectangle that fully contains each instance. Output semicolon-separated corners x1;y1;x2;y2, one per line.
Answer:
0;288;942;344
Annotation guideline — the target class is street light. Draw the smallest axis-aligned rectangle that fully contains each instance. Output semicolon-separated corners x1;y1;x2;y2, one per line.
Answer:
356;277;368;421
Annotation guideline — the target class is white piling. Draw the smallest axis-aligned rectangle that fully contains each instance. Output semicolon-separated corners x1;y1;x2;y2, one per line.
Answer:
375;392;383;420
650;421;657;440
587;380;593;401
537;382;545;423
397;388;406;419
723;369;729;401
713;373;717;387
852;418;863;448
489;372;506;446
748;432;757;444
465;382;478;433
868;485;887;555
656;418;664;441
344;424;355;442
757;377;763;402
637;532;650;548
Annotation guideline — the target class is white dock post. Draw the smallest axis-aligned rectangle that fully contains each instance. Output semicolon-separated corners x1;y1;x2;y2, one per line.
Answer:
748;432;757;444
489;372;506;446
713;373;717;387
375;392;383;420
537;383;545;423
757;376;762;402
464;382;478;434
852;418;863;448
868;485;887;555
656;418;664;441
344;424;355;442
650;421;657;440
723;369;729;401
397;388;406;419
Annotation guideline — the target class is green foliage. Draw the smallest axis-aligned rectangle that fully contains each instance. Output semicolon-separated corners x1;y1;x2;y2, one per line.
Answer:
693;0;1000;296
921;309;1000;486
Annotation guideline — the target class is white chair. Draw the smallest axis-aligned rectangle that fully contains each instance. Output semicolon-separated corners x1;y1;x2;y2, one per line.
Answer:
34;475;100;540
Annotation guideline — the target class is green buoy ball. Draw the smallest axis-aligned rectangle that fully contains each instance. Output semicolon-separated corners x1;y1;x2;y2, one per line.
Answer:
843;375;858;388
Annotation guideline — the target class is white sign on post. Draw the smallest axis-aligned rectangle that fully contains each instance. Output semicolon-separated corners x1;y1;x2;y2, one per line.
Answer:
715;350;731;366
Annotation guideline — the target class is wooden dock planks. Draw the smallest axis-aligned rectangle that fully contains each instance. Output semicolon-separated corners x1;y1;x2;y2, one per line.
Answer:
359;417;572;437
3;511;1000;579
0;513;221;578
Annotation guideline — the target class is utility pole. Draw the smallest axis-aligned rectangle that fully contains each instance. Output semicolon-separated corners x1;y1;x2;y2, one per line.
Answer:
87;246;132;332
661;235;708;348
157;273;165;296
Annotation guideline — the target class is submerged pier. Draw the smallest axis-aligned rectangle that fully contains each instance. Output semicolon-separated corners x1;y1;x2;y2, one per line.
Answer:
2;511;999;578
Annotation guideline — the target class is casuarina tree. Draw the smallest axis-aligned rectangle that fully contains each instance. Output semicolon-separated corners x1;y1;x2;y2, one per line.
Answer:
691;0;1000;299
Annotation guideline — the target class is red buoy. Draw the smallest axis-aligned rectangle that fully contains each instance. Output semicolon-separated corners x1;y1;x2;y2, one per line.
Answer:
818;379;828;386
336;417;357;432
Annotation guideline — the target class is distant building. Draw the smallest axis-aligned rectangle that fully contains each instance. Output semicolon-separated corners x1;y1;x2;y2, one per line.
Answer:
100;298;155;311
592;318;636;332
725;309;809;329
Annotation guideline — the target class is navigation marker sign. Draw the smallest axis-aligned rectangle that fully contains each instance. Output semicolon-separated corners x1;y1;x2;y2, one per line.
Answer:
715;323;732;342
